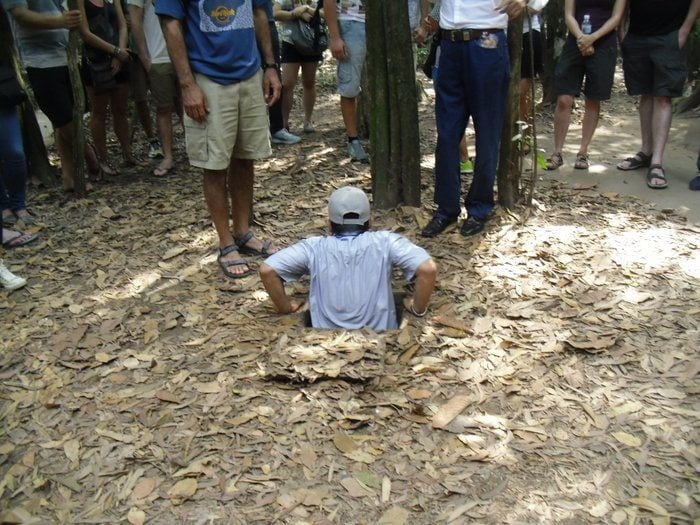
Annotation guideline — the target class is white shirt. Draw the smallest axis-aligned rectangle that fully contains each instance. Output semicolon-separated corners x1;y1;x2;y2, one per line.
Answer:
265;231;430;330
439;0;509;30
335;0;364;23
127;0;170;64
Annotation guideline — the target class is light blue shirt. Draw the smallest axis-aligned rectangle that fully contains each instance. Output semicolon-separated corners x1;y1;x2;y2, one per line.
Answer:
2;0;68;68
265;231;431;330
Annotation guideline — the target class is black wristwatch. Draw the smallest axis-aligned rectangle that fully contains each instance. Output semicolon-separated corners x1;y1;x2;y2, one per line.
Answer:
261;62;278;71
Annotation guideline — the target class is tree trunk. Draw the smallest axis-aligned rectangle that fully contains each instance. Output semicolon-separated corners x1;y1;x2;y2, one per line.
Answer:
67;0;87;196
497;18;524;209
366;2;421;208
541;0;565;105
1;4;55;187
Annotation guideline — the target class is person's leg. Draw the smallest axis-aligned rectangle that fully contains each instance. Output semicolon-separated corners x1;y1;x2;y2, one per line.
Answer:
650;96;672;166
433;39;469;220
519;77;533;125
110;83;137;164
87;87;115;174
340;96;358;137
466;31;510;222
280;62;301;129
229;158;254;242
154;105;175;175
552;94;574;155
300;61;318;127
578;98;600;157
55;123;77;188
0;106;28;218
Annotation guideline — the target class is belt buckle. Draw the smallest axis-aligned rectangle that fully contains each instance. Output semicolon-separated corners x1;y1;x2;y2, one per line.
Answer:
462;29;471;41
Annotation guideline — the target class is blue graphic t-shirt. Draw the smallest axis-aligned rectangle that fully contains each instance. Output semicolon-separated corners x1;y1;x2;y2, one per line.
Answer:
156;0;265;84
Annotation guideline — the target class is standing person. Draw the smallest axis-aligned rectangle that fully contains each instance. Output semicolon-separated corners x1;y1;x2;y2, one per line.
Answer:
0;57;33;225
273;0;322;135
78;0;140;175
156;0;282;279
323;0;368;163
519;0;548;149
544;0;626;171
690;149;700;190
128;0;178;176
616;0;699;189
421;0;526;238
260;186;437;330
2;0;99;191
263;0;301;145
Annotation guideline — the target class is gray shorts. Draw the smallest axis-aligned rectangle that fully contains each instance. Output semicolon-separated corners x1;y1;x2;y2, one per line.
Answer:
337;19;366;98
621;31;687;98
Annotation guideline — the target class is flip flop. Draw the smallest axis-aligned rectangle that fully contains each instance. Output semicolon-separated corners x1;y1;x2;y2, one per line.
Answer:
153;165;175;177
3;230;38;249
646;164;668;189
234;231;276;257
218;244;254;279
617;151;651;171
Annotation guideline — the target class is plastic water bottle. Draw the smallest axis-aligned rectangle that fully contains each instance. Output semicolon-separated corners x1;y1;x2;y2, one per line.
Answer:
581;14;592;35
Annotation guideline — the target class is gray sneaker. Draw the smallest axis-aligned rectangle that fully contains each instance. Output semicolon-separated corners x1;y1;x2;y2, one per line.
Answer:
271;128;302;145
347;139;368;163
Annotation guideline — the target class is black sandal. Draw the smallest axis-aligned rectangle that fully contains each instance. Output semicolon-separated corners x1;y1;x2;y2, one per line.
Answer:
234;231;275;257
617;151;651;171
217;244;254;279
646;164;668;189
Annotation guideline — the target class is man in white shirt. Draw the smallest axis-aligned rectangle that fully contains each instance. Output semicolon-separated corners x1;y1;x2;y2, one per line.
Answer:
421;0;526;238
128;0;177;177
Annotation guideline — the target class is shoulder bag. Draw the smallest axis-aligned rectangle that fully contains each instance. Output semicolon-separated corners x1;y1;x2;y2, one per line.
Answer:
289;2;328;56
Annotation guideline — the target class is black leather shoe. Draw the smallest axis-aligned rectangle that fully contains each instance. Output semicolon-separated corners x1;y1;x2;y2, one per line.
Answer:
421;214;457;237
460;216;485;237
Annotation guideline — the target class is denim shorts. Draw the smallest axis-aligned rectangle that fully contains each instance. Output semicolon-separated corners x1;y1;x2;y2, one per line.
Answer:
337;19;366;98
621;31;687;98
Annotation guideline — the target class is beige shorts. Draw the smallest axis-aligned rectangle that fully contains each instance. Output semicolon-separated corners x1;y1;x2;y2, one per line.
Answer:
184;71;271;170
149;62;178;109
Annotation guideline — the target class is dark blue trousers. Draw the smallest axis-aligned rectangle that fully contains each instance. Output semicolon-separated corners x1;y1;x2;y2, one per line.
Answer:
434;32;510;221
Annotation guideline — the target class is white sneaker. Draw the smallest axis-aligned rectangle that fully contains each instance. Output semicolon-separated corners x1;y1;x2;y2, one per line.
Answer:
347;139;369;163
147;139;164;159
271;128;302;145
0;260;26;291
303;121;315;133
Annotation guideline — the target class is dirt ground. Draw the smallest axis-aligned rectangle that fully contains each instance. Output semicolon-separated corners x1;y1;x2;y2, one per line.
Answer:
1;61;698;525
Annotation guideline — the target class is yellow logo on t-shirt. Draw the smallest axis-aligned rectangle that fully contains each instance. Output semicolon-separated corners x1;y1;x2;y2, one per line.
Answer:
210;5;236;24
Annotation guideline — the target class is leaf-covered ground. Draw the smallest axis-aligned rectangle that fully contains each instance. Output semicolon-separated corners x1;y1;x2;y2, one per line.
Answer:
1;66;699;524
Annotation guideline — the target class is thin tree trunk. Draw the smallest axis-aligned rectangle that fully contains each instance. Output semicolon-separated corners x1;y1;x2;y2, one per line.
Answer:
497;18;524;209
67;0;87;196
366;2;420;208
542;0;565;105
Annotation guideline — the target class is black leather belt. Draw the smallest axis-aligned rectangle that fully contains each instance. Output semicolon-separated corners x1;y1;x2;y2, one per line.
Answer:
441;28;502;42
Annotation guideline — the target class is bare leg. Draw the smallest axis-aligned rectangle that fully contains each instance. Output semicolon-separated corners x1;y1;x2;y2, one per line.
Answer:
281;63;300;129
578;98;600;156
135;99;155;140
55;123;75;190
340;96;358;137
300;61;318;125
459;134;469;163
87;87;114;173
229;158;278;253
650;95;672;166
638;93;653;156
154;105;174;174
552;94;574;154
110;84;137;164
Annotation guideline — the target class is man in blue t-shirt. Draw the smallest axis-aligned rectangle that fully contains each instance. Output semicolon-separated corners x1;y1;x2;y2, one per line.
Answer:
260;186;438;330
156;0;282;279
